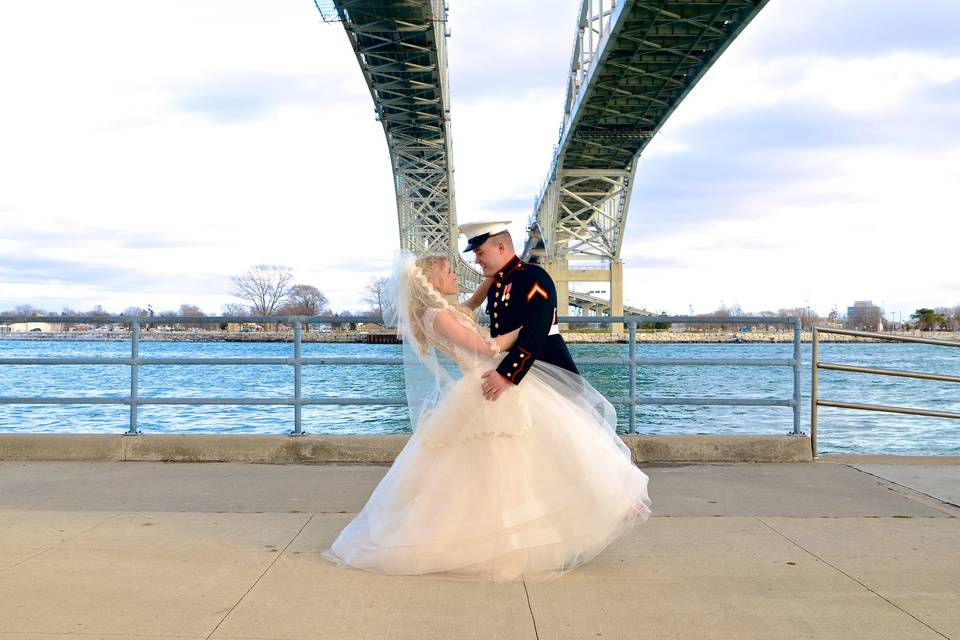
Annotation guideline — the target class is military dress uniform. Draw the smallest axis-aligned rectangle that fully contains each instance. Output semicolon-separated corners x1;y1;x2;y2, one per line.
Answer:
485;255;579;385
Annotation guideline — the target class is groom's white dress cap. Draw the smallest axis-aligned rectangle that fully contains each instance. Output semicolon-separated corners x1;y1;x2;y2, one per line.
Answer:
458;220;511;252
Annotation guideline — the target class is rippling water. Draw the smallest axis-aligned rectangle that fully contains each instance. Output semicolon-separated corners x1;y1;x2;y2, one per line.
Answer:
1;340;958;455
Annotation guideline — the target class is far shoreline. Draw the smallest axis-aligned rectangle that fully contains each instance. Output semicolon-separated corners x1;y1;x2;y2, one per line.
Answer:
3;330;959;344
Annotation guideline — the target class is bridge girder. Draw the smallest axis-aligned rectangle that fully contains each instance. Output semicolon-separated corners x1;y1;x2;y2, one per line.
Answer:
323;0;482;292
523;0;769;325
319;0;768;307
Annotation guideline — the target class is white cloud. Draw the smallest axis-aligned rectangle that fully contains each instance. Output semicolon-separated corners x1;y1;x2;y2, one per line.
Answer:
660;51;960;134
0;1;398;313
623;144;960;316
1;0;959;320
453;92;563;224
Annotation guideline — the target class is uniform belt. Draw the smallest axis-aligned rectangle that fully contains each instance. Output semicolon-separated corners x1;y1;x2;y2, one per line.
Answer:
548;323;560;336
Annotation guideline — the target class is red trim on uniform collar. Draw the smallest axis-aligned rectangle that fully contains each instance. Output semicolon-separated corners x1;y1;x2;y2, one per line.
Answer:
495;256;524;281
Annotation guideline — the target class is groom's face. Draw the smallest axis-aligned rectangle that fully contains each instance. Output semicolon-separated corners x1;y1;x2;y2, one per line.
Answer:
472;239;508;276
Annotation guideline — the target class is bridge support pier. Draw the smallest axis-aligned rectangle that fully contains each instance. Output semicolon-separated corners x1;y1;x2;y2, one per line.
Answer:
545;259;571;331
609;259;624;335
545;259;624;335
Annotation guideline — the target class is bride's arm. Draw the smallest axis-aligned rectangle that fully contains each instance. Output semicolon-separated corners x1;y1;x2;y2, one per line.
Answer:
432;310;510;356
461;276;495;311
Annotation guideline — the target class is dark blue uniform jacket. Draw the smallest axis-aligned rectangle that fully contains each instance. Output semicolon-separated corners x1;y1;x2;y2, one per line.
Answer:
485;256;579;385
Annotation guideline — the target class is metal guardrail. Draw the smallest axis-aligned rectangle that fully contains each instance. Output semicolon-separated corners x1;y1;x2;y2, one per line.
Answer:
811;326;960;459
1;315;802;436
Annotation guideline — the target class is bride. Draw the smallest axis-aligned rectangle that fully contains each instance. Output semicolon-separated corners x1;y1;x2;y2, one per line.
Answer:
321;252;651;582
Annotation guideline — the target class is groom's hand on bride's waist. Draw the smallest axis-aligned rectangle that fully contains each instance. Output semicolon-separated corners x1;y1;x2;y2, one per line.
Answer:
480;370;511;401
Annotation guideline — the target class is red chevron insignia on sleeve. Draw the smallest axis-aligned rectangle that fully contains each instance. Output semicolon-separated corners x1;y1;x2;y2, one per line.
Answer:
526;283;549;302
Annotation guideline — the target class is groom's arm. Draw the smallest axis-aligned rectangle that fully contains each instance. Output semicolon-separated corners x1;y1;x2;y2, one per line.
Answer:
495;272;556;385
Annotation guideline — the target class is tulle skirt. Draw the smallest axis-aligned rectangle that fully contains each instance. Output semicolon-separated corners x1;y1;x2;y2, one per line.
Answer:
320;359;652;582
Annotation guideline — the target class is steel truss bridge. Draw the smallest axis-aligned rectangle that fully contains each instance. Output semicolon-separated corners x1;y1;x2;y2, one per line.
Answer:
316;0;769;328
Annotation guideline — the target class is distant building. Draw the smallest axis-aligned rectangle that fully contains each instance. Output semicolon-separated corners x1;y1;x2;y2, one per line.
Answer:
846;301;882;330
226;322;261;332
9;322;65;333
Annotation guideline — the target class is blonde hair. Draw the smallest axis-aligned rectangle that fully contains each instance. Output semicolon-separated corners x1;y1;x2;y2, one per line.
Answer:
408;255;477;355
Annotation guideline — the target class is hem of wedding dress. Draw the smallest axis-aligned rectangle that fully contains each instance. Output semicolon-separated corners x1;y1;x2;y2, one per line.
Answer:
364;473;642;545
319;497;652;584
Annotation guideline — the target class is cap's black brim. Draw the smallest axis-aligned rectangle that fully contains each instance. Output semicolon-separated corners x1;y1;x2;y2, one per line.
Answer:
463;233;490;252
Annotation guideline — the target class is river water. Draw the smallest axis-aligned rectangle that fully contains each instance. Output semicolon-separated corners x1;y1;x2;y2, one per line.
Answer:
1;340;958;455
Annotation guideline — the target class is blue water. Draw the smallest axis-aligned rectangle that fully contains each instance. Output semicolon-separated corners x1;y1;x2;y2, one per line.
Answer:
0;340;958;455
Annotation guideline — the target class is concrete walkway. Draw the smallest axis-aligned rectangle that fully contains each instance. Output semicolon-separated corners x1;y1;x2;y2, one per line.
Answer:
0;459;957;640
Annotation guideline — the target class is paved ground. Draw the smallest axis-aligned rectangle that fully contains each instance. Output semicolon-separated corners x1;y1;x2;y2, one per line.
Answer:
0;459;957;640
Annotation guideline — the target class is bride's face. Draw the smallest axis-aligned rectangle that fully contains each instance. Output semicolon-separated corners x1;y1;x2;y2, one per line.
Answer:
430;260;458;295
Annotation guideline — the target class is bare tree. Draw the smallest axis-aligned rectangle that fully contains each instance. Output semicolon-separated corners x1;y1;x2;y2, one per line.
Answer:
14;304;42;317
327;311;358;332
282;285;329;316
779;307;820;330
219;303;249;332
221;303;249;317
178;304;206;330
363;276;389;322
230;265;294;316
280;284;329;330
698;307;734;332
847;303;883;331
754;310;781;332
178;304;205;317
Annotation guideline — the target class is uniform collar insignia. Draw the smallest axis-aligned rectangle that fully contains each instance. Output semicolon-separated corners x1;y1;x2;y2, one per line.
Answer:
495;256;524;281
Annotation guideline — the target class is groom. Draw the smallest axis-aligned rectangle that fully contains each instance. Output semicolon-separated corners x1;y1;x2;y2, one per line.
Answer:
459;221;579;401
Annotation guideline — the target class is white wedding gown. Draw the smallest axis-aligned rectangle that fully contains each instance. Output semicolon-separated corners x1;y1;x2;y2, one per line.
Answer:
321;311;651;582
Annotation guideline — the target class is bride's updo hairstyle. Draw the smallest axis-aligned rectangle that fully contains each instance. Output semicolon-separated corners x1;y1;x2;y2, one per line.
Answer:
408;255;477;356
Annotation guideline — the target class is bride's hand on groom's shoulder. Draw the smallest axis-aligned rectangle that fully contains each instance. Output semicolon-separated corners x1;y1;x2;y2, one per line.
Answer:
463;276;496;311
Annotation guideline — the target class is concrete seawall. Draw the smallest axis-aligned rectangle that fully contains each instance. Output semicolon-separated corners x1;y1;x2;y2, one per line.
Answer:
0;433;813;463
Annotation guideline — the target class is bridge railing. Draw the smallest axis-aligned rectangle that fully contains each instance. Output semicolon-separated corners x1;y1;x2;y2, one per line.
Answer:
811;326;960;459
312;0;340;22
0;315;802;437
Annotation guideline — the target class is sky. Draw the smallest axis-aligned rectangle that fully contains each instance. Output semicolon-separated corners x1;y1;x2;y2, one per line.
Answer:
1;0;958;320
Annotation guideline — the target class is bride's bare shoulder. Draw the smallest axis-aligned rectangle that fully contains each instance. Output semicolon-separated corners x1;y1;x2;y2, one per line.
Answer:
430;308;477;335
428;308;456;328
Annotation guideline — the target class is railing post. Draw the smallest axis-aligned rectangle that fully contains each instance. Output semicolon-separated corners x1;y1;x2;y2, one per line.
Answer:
628;319;637;434
792;317;801;435
811;326;819;459
126;318;141;435
291;320;304;436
